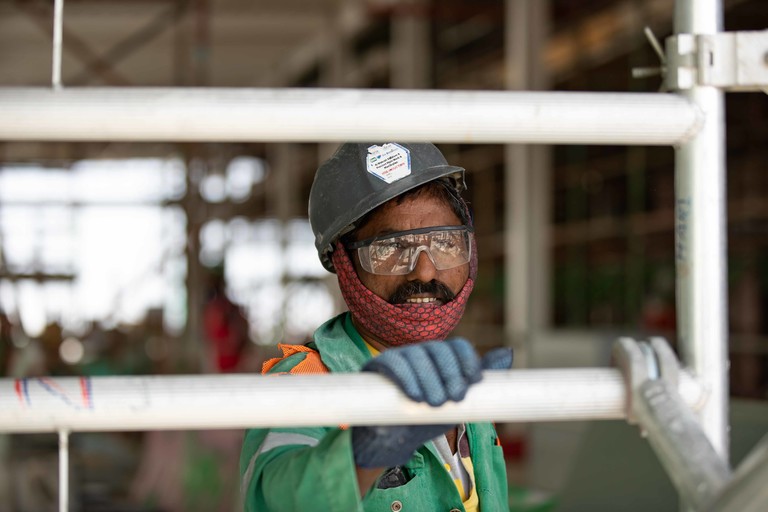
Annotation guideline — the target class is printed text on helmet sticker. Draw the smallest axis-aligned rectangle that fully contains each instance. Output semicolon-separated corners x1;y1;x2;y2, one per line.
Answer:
366;143;411;184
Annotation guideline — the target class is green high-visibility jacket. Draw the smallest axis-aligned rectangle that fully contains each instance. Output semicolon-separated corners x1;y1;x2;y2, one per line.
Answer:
239;313;509;512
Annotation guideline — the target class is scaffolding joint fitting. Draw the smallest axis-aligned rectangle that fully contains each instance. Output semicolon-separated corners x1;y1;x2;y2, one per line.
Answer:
612;336;680;426
665;30;768;91
614;337;735;509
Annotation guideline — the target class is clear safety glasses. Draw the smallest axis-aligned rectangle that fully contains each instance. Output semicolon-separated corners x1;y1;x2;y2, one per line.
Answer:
347;225;474;276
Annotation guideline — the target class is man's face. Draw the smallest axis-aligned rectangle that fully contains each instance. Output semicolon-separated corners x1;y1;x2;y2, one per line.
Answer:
350;193;470;304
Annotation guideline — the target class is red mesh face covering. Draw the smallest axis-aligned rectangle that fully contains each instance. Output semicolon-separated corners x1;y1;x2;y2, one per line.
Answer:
332;239;477;346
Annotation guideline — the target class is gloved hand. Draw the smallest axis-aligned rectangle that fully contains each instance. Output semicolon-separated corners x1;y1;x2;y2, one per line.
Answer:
352;338;513;469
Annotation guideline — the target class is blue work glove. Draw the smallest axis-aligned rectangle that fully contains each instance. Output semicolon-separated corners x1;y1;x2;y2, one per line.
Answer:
352;338;513;469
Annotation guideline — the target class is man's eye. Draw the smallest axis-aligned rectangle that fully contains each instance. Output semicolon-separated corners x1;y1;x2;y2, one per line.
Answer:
370;240;404;255
380;240;404;251
433;239;456;250
433;234;461;250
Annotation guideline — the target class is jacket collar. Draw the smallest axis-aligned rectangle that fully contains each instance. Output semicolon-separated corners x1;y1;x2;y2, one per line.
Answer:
312;312;372;372
313;312;451;471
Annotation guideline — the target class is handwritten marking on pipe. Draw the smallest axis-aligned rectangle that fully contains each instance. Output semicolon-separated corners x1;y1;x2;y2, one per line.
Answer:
79;376;93;409
13;377;93;410
14;379;29;405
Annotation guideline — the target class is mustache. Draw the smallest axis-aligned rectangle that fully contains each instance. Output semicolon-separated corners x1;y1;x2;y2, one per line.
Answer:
388;280;455;304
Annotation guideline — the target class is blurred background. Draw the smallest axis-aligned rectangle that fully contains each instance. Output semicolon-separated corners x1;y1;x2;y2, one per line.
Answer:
0;0;766;510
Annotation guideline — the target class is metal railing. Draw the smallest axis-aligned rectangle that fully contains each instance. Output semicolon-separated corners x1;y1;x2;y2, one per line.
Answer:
0;0;760;510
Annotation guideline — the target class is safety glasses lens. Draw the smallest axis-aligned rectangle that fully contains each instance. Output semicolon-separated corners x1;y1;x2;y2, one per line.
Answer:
357;228;472;275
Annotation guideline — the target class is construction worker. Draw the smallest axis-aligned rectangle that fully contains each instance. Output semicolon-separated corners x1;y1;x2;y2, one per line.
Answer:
240;142;513;511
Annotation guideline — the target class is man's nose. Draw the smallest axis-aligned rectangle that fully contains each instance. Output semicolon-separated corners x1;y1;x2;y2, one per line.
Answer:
407;247;438;282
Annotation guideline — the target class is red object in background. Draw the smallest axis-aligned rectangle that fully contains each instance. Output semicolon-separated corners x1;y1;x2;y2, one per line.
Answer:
641;297;677;333
499;433;527;462
203;294;248;372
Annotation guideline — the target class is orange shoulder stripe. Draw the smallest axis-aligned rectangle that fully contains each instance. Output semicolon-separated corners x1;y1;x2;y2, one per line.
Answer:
260;343;346;429
261;343;329;375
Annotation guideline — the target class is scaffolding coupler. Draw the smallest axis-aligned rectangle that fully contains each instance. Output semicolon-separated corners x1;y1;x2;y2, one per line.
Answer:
613;337;768;511
664;30;768;92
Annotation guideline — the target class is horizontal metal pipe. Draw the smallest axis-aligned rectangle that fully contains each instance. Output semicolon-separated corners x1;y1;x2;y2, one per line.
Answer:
1;369;707;433
0;87;702;145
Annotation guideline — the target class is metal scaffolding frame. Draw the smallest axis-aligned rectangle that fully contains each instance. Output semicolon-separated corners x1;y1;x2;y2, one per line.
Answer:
2;0;767;510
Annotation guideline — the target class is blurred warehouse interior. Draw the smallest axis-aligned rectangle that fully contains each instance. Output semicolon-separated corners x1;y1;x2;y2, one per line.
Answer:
0;0;767;511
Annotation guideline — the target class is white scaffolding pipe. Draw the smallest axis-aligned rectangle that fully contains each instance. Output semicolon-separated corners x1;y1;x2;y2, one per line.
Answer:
674;0;729;458
52;0;64;89
0;370;706;433
58;430;69;512
0;87;702;145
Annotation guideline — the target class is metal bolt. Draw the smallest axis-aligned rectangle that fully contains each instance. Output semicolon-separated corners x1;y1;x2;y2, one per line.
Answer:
390;500;403;512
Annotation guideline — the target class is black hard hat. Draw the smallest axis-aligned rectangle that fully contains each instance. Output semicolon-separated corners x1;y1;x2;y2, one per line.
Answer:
309;142;466;273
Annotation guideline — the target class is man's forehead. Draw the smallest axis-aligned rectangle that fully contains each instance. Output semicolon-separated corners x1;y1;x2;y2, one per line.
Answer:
360;194;462;235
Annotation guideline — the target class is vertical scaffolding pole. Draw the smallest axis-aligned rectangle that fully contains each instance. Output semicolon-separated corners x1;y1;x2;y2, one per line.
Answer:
58;430;69;512
674;0;729;457
268;143;301;340
52;0;64;89
390;0;431;89
505;0;551;355
183;145;208;371
505;0;531;353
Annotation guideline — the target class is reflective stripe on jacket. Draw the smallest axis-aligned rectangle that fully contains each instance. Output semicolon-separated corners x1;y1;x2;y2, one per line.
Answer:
239;312;509;512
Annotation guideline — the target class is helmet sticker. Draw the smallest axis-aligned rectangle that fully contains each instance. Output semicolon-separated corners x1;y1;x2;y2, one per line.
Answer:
366;143;411;184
